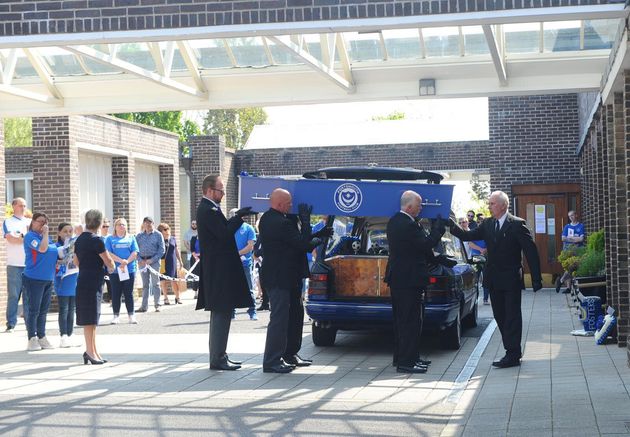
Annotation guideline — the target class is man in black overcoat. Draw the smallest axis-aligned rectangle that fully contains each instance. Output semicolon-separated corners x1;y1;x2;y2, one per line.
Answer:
449;190;542;368
258;189;331;373
385;190;445;374
196;174;254;371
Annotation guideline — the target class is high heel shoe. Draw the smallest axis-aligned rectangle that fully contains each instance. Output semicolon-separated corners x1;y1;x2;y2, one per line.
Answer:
83;352;104;365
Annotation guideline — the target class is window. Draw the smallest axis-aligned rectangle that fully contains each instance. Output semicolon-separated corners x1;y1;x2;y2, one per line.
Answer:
6;174;33;207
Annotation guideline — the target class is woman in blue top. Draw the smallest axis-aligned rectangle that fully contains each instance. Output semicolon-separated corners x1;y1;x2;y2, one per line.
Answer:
23;212;60;352
55;223;79;348
105;218;139;325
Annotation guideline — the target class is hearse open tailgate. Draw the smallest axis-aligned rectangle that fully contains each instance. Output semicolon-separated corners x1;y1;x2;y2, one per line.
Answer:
326;255;391;298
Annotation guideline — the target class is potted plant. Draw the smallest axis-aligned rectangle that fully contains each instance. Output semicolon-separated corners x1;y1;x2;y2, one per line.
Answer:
570;229;606;302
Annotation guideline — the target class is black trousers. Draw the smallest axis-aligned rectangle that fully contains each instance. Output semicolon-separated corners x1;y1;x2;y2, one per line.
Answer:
263;285;304;367
391;287;423;367
489;287;522;359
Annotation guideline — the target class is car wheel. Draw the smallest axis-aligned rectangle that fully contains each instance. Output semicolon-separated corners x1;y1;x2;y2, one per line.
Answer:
312;323;337;347
463;300;478;329
443;312;461;350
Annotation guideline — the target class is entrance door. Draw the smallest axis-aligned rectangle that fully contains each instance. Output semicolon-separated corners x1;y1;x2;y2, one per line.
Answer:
513;184;581;285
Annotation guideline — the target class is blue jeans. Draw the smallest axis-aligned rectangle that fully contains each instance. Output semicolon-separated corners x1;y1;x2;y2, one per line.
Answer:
140;261;161;309
233;265;256;317
111;272;136;316
57;296;75;336
23;275;53;339
6;265;27;329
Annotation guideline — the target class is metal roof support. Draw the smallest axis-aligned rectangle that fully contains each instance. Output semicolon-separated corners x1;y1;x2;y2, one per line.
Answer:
335;33;355;90
147;42;166;76
176;41;207;94
0;48;18;84
320;33;336;67
267;35;355;92
262;37;275;64
482;24;507;86
23;48;64;101
0;83;60;104
63;44;206;98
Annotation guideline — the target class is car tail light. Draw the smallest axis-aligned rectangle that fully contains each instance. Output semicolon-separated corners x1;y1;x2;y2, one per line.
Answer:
429;277;438;284
309;273;328;295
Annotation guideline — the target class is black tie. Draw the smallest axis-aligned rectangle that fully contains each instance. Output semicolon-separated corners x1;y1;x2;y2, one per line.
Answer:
495;220;500;235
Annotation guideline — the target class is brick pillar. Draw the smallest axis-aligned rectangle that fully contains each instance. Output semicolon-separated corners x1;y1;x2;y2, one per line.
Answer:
614;86;628;347
595;113;605;231
111;157;137;233
159;163;180;240
0;119;7;323
188;135;225;217
32;117;80;232
603;104;615;311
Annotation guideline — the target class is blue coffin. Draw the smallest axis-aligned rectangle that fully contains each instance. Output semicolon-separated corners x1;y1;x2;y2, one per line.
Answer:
239;175;454;219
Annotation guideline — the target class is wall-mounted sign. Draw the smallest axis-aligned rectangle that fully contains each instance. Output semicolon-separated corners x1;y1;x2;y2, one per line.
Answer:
535;205;546;234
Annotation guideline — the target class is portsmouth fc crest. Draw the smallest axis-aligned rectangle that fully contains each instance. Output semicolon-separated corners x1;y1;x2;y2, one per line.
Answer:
334;183;363;213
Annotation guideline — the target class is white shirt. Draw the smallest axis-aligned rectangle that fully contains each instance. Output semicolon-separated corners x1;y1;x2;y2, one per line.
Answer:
496;212;509;230
3;215;31;267
400;210;416;222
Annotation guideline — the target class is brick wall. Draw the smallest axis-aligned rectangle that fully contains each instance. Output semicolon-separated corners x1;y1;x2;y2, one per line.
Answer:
5;147;33;174
188;135;225;218
580;86;629;356
236;140;489;176
487;94;581;202
30;115;179;238
0;120;6;324
31;116;80;231
158;163;180;240
0;0;612;37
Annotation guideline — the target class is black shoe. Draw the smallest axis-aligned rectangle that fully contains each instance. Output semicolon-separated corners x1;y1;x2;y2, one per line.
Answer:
136;308;147;313
83;352;104;365
283;354;312;367
226;355;242;365
397;364;427;374
562;288;571;294
492;358;521;368
257;305;270;311
555;277;562;293
417;359;431;366
263;364;294;373
210;362;241;371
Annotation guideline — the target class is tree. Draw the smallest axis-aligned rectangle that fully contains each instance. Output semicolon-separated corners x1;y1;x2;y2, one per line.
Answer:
3;118;32;147
371;111;406;121
466;173;491;217
112;111;200;143
203;107;267;150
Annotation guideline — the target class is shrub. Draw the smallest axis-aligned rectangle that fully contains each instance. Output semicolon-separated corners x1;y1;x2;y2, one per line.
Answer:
575;250;605;277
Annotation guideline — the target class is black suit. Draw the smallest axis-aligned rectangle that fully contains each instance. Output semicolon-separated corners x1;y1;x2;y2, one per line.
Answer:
385;212;443;367
195;198;252;367
450;213;542;360
259;208;317;368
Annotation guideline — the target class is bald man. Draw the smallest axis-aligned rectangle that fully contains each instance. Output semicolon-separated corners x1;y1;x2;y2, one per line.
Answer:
385;190;445;374
449;191;542;368
258;189;330;373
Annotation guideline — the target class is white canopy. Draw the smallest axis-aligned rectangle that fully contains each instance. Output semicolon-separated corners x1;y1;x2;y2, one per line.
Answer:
0;4;626;117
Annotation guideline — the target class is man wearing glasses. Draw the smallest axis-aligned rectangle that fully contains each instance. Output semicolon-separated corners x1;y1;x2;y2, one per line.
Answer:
195;174;254;371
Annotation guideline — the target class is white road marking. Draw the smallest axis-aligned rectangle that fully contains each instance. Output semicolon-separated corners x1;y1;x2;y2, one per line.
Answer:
444;319;497;404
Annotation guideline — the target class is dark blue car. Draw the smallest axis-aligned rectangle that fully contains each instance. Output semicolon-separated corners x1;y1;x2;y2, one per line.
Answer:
305;167;479;349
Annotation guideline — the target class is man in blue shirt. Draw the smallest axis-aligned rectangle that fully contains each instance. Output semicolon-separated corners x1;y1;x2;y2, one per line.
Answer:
229;209;257;320
135;217;165;312
557;210;586;293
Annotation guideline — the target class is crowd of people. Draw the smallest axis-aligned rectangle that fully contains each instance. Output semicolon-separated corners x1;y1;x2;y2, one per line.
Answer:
4;176;545;373
2;197;197;364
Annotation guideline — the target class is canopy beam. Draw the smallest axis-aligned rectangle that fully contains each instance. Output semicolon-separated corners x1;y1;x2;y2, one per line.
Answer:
63;44;207;98
482;24;508;86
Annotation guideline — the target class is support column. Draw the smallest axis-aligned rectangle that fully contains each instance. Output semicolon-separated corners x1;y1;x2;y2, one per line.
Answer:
188;135;226;217
32;117;80;231
159;163;180;239
603;104;616;312
111;157;137;233
0;119;7;323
